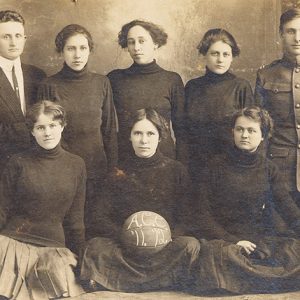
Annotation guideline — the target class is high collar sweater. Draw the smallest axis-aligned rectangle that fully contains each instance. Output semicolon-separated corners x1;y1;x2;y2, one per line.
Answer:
0;144;86;255
184;69;255;179
193;146;300;243
37;63;117;179
88;151;190;239
107;60;185;161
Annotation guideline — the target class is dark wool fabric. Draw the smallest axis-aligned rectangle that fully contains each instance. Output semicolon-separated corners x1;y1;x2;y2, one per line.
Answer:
0;64;46;173
37;63;118;180
0;144;86;256
81;152;201;292
107;60;185;162
184;69;255;181
88;151;191;239
193;146;300;243
190;147;300;294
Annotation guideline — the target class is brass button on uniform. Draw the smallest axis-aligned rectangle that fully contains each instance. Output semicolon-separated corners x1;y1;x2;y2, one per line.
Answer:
297;124;300;129
295;83;300;88
273;88;278;93
298;144;300;149
296;104;300;108
296;68;300;73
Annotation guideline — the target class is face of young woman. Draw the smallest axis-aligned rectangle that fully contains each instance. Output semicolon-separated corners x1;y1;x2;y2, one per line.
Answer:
63;33;90;71
205;40;233;74
130;118;160;158
31;113;64;150
233;116;264;152
127;25;158;65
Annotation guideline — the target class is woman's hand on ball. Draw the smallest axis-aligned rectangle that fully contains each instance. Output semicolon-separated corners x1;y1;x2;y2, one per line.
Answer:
236;240;256;255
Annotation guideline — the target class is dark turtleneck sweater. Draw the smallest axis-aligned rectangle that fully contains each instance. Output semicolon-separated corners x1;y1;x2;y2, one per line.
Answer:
184;69;255;180
37;63;117;180
192;147;300;243
88;151;190;239
0;144;86;256
107;60;185;162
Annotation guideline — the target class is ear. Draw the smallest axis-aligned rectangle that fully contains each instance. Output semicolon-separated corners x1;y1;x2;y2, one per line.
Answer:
31;130;35;137
154;43;159;50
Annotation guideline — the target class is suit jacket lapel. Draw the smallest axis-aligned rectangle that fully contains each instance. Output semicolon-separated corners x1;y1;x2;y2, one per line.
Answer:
0;67;24;120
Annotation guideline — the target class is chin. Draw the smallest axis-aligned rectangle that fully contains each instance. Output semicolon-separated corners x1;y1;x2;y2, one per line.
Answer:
212;69;227;75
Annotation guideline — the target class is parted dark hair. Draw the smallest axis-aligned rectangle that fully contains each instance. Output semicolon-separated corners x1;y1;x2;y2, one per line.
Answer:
279;8;300;33
129;108;168;140
118;19;168;48
0;10;24;25
231;106;274;139
26;100;67;131
55;24;94;53
197;28;240;57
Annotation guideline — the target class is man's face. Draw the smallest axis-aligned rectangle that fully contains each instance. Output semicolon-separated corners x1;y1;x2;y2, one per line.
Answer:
281;17;300;56
0;21;26;60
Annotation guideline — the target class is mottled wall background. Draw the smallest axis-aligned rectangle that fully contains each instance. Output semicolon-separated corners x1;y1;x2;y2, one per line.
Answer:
1;0;281;86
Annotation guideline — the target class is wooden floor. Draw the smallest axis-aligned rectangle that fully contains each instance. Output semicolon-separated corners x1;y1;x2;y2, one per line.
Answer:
70;290;300;299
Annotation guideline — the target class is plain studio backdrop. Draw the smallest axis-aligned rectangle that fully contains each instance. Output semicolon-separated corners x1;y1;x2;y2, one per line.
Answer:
0;0;282;87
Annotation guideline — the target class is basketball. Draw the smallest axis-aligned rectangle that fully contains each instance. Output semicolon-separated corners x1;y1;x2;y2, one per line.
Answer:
120;211;172;256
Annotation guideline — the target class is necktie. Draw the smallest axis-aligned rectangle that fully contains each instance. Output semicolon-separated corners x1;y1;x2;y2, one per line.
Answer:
12;65;20;99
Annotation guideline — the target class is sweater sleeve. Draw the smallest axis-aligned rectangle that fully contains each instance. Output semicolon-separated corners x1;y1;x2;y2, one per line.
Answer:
37;81;60;102
170;73;187;163
100;77;118;171
236;79;255;108
0;157;19;229
192;168;241;243
87;172;121;239
63;161;87;257
269;161;300;234
254;69;266;107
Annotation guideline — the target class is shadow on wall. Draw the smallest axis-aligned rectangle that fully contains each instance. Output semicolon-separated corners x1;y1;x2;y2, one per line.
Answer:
2;0;281;86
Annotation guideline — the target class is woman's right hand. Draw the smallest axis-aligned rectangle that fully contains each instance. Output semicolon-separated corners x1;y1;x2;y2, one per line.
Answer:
236;240;256;255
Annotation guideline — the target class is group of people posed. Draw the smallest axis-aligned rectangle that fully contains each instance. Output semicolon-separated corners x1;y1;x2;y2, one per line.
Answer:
1;6;300;300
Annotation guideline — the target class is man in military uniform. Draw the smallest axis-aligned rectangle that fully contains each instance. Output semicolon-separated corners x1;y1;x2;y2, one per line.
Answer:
255;8;300;210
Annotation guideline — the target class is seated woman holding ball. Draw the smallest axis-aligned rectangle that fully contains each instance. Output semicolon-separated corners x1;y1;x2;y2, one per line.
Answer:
80;108;200;292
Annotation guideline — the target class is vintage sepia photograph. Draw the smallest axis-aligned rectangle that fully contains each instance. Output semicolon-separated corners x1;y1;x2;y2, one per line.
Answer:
1;0;300;299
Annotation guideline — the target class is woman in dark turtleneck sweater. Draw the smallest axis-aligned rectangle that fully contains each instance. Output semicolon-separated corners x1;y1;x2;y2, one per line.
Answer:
192;107;300;293
0;101;86;299
81;108;200;292
108;19;185;162
184;29;255;182
37;24;117;238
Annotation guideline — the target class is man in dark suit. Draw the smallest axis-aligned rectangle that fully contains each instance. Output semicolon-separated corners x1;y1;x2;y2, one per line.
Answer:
0;10;46;172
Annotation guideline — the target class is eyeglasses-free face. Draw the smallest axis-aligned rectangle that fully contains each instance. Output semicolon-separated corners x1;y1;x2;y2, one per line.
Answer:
0;21;26;60
63;33;90;71
127;25;158;65
31;113;64;150
233;116;264;152
205;40;233;75
130;118;160;158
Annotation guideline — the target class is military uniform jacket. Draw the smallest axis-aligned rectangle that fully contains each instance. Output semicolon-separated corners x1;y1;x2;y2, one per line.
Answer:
255;55;300;191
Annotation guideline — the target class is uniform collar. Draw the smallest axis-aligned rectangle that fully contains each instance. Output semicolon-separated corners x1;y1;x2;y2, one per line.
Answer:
282;54;300;68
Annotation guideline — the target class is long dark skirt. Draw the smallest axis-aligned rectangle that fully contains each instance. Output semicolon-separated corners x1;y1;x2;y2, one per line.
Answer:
195;237;300;294
80;236;200;292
